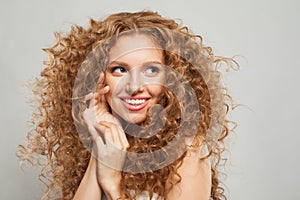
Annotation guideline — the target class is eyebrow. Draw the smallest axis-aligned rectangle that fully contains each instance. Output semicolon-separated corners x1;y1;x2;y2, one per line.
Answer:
108;60;164;67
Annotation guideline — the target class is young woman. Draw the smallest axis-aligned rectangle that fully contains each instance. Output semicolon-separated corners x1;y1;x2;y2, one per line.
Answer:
18;11;237;200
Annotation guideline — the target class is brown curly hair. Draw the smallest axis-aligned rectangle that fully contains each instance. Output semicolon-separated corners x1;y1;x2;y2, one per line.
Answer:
18;11;238;200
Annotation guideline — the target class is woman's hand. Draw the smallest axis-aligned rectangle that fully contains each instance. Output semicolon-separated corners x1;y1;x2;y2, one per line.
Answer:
83;73;119;126
82;73;129;199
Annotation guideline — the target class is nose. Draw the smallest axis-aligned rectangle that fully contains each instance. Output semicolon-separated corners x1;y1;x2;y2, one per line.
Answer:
125;68;143;95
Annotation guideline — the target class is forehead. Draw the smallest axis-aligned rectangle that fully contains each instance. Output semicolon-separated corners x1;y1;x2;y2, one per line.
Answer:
109;35;162;61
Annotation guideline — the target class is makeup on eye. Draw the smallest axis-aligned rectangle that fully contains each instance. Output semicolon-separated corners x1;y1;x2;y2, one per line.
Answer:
144;65;161;76
109;66;127;75
107;62;163;76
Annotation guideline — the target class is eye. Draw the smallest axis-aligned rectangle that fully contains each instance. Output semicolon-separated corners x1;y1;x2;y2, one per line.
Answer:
144;66;160;76
109;66;127;75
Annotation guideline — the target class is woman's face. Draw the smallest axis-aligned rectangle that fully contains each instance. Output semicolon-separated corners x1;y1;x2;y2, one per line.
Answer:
104;34;165;124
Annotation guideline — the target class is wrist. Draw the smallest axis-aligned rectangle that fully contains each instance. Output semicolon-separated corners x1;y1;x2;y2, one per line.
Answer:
98;172;123;200
102;184;122;200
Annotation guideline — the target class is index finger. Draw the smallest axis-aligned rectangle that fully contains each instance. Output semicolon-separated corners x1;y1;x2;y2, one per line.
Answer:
96;72;105;91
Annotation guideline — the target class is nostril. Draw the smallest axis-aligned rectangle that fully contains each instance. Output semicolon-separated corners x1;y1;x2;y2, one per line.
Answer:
126;86;143;96
125;81;144;95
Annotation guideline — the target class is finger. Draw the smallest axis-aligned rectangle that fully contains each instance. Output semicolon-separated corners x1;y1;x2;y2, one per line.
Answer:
96;121;127;150
83;92;94;101
108;124;125;150
97;72;105;88
88;126;106;159
94;73;109;106
83;92;94;108
95;122;120;145
89;123;105;143
116;125;130;150
95;85;109;96
83;92;97;108
94;85;109;105
90;87;109;108
107;122;129;150
93;135;107;159
95;122;116;144
94;122;112;145
85;73;107;107
94;91;110;115
97;123;124;151
89;94;97;108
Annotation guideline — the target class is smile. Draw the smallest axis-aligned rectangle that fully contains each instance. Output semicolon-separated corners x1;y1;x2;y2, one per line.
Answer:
120;97;150;111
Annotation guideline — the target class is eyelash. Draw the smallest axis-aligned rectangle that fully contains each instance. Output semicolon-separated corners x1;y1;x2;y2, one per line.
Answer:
145;66;160;75
108;65;161;75
110;66;127;74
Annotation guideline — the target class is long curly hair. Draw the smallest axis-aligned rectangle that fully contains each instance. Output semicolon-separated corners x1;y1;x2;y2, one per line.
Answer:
18;11;238;200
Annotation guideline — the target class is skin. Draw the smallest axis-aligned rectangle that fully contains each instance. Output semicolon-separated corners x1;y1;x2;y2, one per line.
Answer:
74;34;211;200
105;34;165;124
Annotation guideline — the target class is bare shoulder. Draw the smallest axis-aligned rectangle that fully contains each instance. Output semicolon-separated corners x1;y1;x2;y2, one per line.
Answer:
166;145;211;200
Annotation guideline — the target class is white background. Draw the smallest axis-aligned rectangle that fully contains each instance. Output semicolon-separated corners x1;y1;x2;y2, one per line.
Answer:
1;0;299;199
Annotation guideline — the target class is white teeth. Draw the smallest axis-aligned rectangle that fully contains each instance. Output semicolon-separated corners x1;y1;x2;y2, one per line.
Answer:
124;98;146;105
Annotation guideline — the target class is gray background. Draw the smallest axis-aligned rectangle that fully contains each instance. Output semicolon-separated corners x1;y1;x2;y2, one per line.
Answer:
1;0;299;199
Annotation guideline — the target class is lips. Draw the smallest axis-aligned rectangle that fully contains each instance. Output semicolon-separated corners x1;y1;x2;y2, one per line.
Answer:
120;97;150;111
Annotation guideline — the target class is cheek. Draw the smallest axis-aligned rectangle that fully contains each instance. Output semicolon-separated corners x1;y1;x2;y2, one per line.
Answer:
147;73;165;98
103;76;114;105
149;85;164;98
105;76;119;95
104;77;123;107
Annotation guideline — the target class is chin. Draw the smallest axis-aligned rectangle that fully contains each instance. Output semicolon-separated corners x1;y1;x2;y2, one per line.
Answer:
110;108;146;125
121;114;147;125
